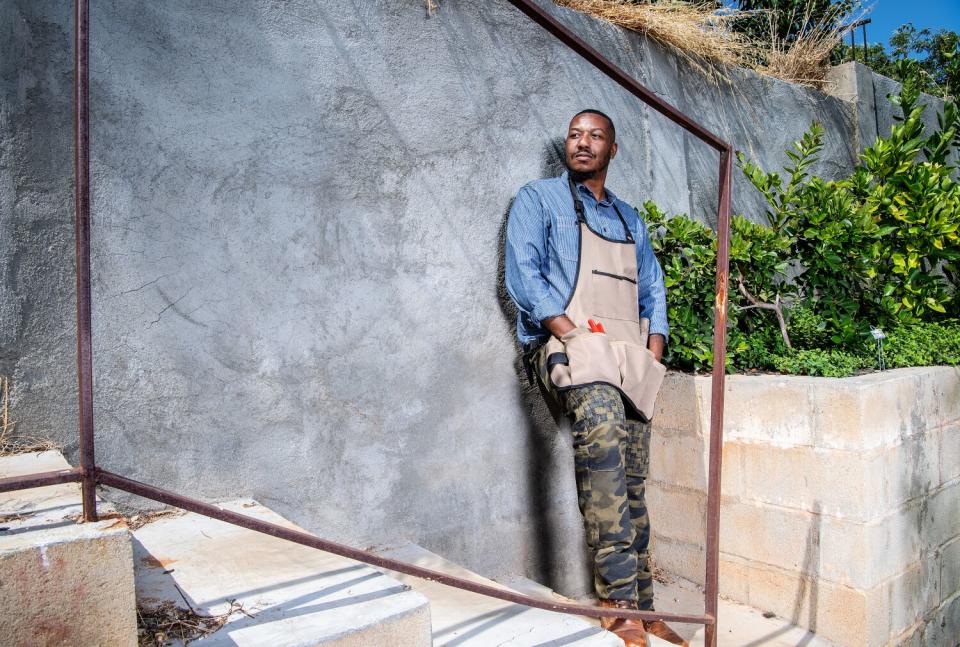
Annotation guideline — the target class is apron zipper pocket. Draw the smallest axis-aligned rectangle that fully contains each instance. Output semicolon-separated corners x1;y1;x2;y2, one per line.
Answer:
592;269;637;284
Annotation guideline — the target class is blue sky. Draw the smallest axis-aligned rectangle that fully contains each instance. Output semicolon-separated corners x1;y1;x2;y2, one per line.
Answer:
865;0;960;46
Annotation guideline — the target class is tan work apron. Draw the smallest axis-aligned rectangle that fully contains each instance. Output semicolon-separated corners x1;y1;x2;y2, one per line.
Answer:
537;177;666;421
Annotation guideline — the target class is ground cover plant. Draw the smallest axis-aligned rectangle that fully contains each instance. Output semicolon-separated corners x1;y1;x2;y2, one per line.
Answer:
646;72;960;376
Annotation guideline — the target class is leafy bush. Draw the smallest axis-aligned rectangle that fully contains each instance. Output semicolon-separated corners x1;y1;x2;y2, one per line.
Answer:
646;74;960;377
769;349;870;378
881;321;960;368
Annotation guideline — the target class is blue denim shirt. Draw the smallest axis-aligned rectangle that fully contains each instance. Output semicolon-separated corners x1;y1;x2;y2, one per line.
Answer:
505;171;668;347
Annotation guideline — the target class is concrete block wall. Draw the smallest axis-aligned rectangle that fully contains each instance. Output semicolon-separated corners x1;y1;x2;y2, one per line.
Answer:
649;367;960;646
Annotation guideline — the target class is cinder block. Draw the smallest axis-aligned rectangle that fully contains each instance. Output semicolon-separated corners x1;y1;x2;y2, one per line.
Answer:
717;554;750;603
713;376;818;447
1;530;136;647
653;372;703;436
940;424;960;486
735;442;878;520
809;379;875;451
820;502;923;590
940;536;960;605
649;430;708;491
864;554;942;645
651;537;704;586
922;482;960;551
736;559;876;647
719;441;743;500
919;591;960;647
719;500;820;576
875;430;942;508
646;484;705;546
938;368;960;426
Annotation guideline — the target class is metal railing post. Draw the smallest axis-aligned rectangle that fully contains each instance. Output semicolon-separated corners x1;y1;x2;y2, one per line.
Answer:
74;0;98;522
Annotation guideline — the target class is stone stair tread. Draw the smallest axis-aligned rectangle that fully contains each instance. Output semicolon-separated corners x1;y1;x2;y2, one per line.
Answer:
133;499;430;646
376;542;623;646
0;450;125;550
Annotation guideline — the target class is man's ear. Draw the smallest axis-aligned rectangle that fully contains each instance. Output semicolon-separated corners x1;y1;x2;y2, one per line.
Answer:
610;142;618;159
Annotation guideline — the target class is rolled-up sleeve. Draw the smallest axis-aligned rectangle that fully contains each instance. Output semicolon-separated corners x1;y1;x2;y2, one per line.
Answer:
634;213;669;343
505;187;566;324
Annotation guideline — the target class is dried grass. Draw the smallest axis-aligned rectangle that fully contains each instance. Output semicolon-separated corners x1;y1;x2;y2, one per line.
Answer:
554;0;757;83
0;376;58;456
137;599;247;646
548;0;858;90
127;508;186;531
757;3;857;88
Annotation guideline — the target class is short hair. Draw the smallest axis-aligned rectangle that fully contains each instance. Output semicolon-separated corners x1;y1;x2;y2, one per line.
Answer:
572;109;616;142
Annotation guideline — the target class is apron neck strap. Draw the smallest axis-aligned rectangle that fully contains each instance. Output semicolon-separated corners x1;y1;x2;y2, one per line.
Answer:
568;175;635;243
567;175;586;224
611;203;636;244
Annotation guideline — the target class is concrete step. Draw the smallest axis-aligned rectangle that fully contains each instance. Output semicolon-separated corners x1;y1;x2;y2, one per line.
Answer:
0;451;137;646
649;575;838;647
133;499;431;646
376;542;623;646
422;550;836;647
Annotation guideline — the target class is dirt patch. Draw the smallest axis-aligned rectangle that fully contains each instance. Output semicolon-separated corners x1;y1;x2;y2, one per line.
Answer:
127;509;187;531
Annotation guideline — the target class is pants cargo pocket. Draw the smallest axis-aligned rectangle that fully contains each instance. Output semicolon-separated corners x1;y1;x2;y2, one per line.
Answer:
625;419;651;478
573;443;598;548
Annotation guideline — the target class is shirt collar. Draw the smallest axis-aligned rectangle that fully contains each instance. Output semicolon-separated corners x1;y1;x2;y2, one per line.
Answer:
562;170;617;206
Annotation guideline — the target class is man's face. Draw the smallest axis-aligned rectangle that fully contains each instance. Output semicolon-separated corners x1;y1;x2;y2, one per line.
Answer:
565;113;617;177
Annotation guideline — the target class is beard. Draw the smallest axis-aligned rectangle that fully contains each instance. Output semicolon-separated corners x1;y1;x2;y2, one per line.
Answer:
566;151;613;181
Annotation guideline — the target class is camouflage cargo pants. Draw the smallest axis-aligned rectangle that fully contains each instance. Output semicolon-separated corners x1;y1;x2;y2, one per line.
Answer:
534;348;654;608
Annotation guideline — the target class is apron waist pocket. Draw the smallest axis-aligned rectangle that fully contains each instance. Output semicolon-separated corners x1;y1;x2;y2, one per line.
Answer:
611;340;666;420
563;332;621;386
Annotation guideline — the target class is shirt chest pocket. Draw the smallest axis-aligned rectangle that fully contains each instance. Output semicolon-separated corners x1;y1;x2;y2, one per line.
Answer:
551;215;581;262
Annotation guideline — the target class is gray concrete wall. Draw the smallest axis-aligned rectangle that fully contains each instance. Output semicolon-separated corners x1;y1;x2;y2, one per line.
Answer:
0;0;918;596
827;61;948;159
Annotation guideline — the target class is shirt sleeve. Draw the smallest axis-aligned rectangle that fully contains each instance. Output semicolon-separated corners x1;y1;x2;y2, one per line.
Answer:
505;186;566;324
633;208;669;343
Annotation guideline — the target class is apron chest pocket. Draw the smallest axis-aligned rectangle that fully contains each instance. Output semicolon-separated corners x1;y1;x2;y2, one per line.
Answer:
590;269;640;323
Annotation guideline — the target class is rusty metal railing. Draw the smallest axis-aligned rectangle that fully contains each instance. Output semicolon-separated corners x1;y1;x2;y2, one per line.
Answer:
3;1;731;644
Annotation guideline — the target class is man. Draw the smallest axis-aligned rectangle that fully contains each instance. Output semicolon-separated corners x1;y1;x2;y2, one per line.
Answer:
505;110;685;647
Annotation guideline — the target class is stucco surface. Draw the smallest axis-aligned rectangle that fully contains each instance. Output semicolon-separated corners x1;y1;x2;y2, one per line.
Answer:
0;0;913;595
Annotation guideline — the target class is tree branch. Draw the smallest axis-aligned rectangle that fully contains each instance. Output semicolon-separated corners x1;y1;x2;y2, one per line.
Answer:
737;272;792;349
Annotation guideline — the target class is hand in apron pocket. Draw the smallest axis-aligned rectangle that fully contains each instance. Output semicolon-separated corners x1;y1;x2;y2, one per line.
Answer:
561;328;621;386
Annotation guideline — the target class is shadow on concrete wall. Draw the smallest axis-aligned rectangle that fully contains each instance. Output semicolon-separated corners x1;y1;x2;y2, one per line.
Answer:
492;137;591;593
743;500;821;647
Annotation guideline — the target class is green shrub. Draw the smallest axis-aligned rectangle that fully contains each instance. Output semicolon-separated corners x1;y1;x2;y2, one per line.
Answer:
769;349;871;377
786;303;830;349
642;201;717;371
881;321;960;368
645;72;960;376
738;73;960;344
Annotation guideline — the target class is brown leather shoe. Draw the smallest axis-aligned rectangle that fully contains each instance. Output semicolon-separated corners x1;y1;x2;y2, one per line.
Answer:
644;619;689;646
598;599;648;647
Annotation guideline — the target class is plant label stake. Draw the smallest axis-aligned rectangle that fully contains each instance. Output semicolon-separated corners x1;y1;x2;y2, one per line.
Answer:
871;327;886;371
